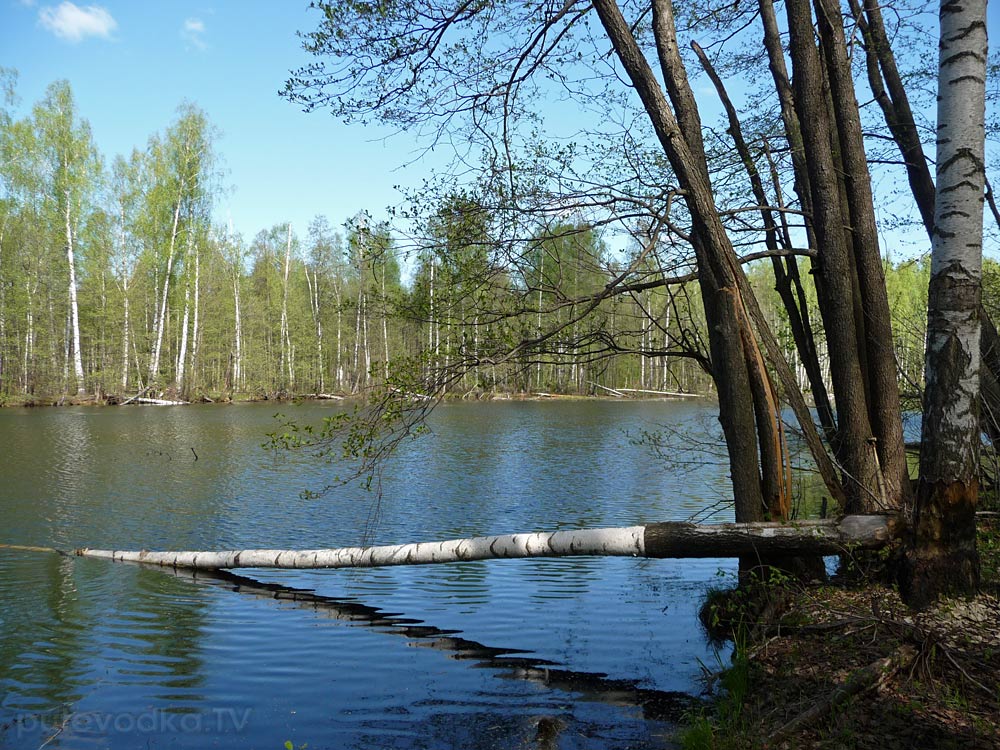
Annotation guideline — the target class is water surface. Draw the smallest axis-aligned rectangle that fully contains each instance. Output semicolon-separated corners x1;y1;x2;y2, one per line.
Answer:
0;400;736;749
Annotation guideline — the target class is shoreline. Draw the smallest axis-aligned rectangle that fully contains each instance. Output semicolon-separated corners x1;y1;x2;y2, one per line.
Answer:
0;389;710;409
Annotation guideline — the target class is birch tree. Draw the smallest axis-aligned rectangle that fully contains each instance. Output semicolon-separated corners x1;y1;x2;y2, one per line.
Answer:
109;152;143;393
34;81;100;395
279;222;294;391
901;0;989;607
145;105;215;386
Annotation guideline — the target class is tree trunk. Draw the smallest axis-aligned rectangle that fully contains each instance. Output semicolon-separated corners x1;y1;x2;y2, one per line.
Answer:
0;221;5;395
175;233;193;392
901;0;988;608
334;282;343;390
64;191;85;394
757;0;838;443
382;260;390;381
149;199;182;382
784;0;882;512
280;223;293;391
74;515;901;570
120;275;131;393
306;266;325;392
189;238;201;395
232;272;242;392
814;0;909;510
353;276;364;392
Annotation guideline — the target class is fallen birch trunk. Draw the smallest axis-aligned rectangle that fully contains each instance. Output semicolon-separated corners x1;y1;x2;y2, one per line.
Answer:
615;388;703;398
119;386;151;406
134;397;189;406
74;515;901;571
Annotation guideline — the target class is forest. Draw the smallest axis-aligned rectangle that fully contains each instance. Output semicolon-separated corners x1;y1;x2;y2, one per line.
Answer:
1;0;999;744
0;71;952;407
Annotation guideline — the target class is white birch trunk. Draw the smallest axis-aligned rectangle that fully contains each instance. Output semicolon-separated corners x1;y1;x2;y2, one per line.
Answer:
0;222;5;390
280;223;293;389
114;197;133;393
429;257;435;364
305;267;325;392
363;291;371;384
175;285;189;389
64;192;85;394
175;233;194;390
353;282;363;392
921;0;989;480
62;304;70;387
190;240;200;390
149;199;182;381
75;515;899;570
232;274;242;390
334;283;343;390
119;267;131;393
23;279;34;390
382;262;390;381
903;0;989;606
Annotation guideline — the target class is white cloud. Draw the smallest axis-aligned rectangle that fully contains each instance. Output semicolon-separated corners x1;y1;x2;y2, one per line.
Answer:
38;2;116;42
182;17;207;50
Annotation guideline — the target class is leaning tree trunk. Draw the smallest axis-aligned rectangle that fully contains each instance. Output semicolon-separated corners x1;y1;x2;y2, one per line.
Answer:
757;0;838;445
815;0;909;510
594;0;766;523
73;515;901;570
648;0;846;513
900;0;988;608
784;0;883;512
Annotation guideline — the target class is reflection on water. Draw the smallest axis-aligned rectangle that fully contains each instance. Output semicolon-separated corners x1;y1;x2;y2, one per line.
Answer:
0;401;735;748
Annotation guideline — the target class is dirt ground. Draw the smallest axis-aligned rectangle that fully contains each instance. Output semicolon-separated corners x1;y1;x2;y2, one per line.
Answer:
688;517;1000;749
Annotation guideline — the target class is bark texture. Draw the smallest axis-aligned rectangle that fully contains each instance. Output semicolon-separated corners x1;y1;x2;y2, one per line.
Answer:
784;0;884;512
74;515;901;570
901;0;988;608
814;0;909;510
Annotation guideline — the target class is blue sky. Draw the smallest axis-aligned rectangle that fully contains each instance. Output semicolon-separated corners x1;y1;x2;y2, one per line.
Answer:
3;1;996;263
0;1;442;242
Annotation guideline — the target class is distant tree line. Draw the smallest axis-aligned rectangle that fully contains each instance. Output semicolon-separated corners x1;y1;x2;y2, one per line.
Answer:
0;72;956;407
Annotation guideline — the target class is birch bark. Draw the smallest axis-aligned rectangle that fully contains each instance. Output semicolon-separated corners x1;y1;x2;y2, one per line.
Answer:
74;516;899;570
63;190;84;393
902;0;988;607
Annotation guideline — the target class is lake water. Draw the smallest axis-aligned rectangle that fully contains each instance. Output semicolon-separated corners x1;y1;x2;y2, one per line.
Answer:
0;400;738;749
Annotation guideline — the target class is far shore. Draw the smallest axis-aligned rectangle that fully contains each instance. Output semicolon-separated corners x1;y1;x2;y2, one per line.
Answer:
0;388;711;409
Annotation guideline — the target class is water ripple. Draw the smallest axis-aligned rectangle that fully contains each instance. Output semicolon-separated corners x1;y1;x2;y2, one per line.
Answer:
1;402;733;749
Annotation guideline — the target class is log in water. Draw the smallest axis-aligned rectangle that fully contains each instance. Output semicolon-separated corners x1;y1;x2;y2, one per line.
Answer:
75;515;901;570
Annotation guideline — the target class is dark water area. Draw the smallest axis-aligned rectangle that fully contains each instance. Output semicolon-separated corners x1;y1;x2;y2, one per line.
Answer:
0;400;737;749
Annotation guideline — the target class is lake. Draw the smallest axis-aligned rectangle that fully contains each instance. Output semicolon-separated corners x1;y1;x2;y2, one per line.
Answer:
0;400;738;749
